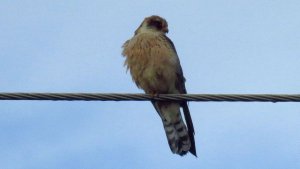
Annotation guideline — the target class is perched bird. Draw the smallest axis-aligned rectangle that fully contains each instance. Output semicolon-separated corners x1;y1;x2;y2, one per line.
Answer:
122;15;196;156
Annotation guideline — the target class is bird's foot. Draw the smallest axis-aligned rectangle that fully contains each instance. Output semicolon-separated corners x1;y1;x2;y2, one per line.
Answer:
149;92;159;99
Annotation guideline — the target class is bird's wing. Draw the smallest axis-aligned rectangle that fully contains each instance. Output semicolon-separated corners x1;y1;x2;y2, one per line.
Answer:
164;35;197;156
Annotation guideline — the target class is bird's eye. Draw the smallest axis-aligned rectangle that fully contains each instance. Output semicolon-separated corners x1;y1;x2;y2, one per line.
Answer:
150;20;162;30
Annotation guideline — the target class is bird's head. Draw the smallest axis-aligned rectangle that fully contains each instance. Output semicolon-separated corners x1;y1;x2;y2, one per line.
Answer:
135;15;169;35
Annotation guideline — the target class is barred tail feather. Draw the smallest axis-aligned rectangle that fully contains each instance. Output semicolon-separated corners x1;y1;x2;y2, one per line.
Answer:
152;101;196;156
162;116;191;156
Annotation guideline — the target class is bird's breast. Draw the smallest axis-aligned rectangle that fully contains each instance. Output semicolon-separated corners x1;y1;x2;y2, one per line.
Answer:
123;33;178;93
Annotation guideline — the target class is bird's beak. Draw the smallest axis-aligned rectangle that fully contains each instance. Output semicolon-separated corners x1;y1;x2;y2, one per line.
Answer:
163;28;169;33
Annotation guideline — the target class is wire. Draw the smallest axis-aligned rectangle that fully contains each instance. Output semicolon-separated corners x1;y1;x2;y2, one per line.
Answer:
0;93;299;102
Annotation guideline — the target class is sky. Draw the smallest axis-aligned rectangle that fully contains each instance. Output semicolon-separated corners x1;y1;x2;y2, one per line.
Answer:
0;0;300;168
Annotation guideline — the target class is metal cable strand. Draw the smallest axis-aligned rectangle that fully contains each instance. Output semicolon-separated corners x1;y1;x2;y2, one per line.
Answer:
0;93;300;102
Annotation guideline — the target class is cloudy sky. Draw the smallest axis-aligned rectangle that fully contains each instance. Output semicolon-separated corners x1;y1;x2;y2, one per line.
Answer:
1;0;299;168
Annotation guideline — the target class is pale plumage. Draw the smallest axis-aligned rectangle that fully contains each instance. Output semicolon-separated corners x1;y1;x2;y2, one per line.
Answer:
122;15;196;156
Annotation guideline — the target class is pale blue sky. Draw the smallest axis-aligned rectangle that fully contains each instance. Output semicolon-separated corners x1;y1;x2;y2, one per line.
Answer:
0;0;300;169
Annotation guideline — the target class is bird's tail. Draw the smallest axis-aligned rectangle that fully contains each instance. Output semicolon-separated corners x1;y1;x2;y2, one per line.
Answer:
162;113;191;156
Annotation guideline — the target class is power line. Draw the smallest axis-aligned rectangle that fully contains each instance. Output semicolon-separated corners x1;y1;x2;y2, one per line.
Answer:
0;93;299;102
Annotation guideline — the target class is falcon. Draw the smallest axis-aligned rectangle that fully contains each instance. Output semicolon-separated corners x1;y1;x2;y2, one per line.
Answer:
122;15;196;156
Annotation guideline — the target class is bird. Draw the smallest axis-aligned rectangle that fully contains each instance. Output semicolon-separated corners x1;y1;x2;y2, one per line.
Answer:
122;15;196;156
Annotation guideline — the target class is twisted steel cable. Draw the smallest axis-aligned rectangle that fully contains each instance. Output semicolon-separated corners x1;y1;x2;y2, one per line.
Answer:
0;93;300;102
